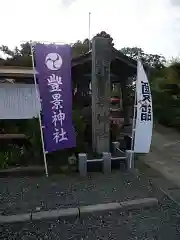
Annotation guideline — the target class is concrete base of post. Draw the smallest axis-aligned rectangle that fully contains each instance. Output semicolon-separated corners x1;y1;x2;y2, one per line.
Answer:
125;150;134;170
103;152;111;174
78;153;87;176
78;150;133;176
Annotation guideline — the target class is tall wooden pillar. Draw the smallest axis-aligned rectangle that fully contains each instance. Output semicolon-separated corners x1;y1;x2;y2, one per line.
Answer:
91;37;112;154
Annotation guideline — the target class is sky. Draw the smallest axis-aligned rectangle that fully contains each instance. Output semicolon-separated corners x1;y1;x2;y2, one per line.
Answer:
0;0;180;59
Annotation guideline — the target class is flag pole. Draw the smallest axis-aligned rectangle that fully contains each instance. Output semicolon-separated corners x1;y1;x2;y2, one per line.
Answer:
30;41;49;177
88;12;91;51
129;54;139;169
129;86;137;169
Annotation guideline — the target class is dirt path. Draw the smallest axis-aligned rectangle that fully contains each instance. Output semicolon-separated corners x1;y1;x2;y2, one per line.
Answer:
142;124;180;187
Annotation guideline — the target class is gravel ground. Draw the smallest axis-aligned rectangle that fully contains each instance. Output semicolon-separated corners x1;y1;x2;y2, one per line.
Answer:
1;170;180;239
0;171;159;215
1;195;180;240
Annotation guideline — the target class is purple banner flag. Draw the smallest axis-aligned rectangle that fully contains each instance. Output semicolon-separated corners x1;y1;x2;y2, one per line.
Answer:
35;43;76;153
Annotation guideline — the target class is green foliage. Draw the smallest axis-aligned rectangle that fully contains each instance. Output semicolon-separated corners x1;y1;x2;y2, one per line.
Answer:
0;152;9;169
0;31;115;66
0;42;32;67
151;60;180;129
0;109;87;169
72;39;91;58
24;118;43;163
121;47;166;68
0;145;23;169
95;31;114;46
0;118;43;169
120;53;180;129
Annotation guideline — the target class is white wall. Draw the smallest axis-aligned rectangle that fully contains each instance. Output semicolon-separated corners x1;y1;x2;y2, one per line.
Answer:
0;84;41;119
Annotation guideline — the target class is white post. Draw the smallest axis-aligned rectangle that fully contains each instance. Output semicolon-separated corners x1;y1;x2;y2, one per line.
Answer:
78;153;87;177
129;77;137;169
88;12;91;51
30;41;49;177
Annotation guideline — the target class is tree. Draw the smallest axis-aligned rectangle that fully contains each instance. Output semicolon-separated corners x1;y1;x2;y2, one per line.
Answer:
0;42;32;67
120;47;144;59
166;61;180;85
121;47;166;68
0;45;15;58
0;40;90;65
95;31;114;46
72;39;91;58
0;31;115;66
151;59;180;128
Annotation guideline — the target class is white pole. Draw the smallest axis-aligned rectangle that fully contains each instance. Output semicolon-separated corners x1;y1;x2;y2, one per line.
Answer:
88;12;91;51
129;83;137;169
129;61;139;169
30;41;49;177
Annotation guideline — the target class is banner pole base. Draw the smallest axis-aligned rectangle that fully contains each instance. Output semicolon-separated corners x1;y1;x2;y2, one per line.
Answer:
43;151;48;177
126;150;134;170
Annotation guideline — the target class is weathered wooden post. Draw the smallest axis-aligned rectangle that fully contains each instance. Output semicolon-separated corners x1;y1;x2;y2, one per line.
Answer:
91;37;112;154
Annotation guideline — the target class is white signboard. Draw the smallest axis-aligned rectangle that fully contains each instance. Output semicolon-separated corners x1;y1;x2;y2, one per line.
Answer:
0;84;41;119
134;60;153;153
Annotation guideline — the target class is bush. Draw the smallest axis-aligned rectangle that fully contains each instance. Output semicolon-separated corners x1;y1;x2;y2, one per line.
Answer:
0;109;87;169
0;152;9;169
25;118;43;164
0;144;23;169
